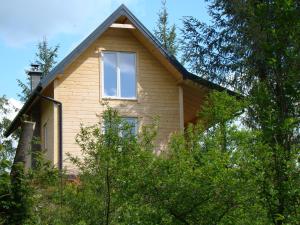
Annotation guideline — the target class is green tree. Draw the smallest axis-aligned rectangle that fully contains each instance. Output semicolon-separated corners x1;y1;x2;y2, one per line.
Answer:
0;96;32;225
154;0;178;56
17;37;59;102
60;106;157;224
119;92;266;225
35;37;59;77
0;96;13;224
0;96;16;163
181;1;300;224
58;93;269;224
0;95;60;225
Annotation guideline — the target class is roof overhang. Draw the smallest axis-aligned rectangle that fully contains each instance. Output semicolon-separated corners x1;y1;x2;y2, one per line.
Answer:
4;85;43;137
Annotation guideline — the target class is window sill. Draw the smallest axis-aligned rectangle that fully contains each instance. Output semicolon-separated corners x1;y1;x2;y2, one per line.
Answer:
102;97;138;101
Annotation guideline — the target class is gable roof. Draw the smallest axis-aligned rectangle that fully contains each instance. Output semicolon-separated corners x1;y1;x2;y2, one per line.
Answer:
5;4;238;137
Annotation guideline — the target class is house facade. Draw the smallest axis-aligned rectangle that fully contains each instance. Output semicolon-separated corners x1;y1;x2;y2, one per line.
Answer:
5;5;235;171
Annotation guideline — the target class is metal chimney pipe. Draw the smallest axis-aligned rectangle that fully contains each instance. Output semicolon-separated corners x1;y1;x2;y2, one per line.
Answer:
27;64;42;92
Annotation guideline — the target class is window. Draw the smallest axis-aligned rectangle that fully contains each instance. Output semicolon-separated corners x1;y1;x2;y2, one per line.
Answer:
102;117;138;136
102;52;136;99
121;117;138;136
43;122;48;149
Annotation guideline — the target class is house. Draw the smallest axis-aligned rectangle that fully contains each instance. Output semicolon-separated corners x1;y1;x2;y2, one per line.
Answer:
5;5;236;171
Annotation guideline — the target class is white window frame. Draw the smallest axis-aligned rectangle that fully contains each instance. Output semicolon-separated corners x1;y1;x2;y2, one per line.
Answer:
101;51;137;100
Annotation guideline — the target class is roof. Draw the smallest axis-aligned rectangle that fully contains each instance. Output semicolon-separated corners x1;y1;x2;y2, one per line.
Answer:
5;4;239;137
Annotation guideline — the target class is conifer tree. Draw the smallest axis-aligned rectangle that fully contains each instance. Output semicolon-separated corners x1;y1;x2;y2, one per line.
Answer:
154;0;177;56
181;1;300;224
17;38;59;101
36;37;59;77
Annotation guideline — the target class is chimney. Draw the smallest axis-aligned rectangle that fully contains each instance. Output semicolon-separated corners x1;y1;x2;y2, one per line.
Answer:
27;63;42;92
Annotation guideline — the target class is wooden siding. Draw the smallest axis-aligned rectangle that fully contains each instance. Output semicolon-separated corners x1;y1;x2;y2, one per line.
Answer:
41;100;55;162
40;85;58;165
182;82;209;125
54;28;181;170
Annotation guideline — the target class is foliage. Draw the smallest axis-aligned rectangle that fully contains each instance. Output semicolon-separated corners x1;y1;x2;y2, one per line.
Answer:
59;107;156;224
0;95;60;225
0;96;14;224
17;78;31;102
0;96;32;225
181;1;300;224
25;152;61;225
3;91;293;224
0;97;16;166
46;93;272;225
181;0;300;91
0;96;18;183
0;151;60;225
154;0;178;56
124;92;264;225
17;37;59;102
35;37;59;77
1;1;299;223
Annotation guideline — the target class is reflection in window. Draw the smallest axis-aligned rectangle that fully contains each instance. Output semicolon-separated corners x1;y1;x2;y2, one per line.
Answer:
103;53;117;97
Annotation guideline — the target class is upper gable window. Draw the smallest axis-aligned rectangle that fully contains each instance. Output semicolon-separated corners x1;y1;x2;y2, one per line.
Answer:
102;52;136;99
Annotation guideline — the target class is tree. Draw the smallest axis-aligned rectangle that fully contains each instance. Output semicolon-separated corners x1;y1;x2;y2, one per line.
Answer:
0;96;20;178
0;97;15;223
58;106;157;224
0;95;60;225
118;92;267;225
55;93;270;225
35;37;59;77
0;96;32;225
0;96;16;163
17;38;59;101
181;1;300;224
0;93;273;224
154;0;178;56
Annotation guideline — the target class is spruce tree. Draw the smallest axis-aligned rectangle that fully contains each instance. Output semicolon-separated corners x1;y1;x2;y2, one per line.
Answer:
181;1;300;224
17;38;59;101
35;37;59;77
154;0;177;56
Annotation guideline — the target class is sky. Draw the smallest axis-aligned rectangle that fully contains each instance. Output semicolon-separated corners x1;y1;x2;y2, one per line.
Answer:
0;0;211;101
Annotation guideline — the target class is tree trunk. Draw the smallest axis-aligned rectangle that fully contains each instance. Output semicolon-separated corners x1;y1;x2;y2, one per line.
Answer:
11;121;35;177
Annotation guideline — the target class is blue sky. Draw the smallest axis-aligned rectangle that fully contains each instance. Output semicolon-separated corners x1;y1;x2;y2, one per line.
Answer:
0;0;210;100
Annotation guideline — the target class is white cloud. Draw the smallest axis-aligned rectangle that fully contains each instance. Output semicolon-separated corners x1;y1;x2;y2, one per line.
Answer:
0;98;22;147
0;98;23;121
0;98;22;146
0;0;142;47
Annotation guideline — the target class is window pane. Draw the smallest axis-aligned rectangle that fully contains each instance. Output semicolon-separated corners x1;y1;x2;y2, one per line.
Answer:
103;53;117;97
119;53;136;98
122;117;138;136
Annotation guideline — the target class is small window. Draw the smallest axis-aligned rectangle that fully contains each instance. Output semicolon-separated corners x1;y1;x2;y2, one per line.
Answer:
102;52;136;99
43;123;48;150
102;117;138;136
121;117;138;136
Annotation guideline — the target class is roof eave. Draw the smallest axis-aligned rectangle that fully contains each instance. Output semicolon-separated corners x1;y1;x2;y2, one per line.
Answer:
184;72;242;98
4;85;43;137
